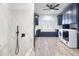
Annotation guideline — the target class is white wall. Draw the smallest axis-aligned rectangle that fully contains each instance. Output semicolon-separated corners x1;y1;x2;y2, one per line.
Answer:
8;4;34;56
8;10;19;56
39;14;58;32
0;4;9;55
0;3;34;56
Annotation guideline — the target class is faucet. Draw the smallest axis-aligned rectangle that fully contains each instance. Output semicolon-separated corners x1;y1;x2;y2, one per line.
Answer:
15;26;19;55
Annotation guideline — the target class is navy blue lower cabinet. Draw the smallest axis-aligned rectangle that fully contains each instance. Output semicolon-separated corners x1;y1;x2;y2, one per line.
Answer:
35;29;40;37
77;33;79;48
77;24;79;31
39;32;58;37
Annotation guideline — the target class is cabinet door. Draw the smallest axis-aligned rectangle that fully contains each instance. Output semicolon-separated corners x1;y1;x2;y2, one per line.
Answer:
62;13;67;24
72;4;77;24
58;15;62;25
35;16;39;25
65;12;68;24
62;14;65;24
77;4;79;24
77;33;79;48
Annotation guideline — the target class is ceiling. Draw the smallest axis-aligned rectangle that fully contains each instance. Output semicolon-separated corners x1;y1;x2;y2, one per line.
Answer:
1;3;34;10
34;3;71;15
1;3;71;14
8;3;34;10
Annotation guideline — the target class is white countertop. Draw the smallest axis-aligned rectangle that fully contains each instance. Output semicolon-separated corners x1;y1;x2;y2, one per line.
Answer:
59;29;77;31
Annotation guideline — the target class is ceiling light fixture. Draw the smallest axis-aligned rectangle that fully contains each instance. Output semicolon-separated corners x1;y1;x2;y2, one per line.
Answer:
50;9;54;12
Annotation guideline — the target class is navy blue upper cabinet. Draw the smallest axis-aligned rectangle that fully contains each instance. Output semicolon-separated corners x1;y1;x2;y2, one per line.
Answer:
76;4;79;48
57;15;62;25
76;4;79;31
71;4;77;24
77;4;79;24
62;4;77;25
34;13;39;25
